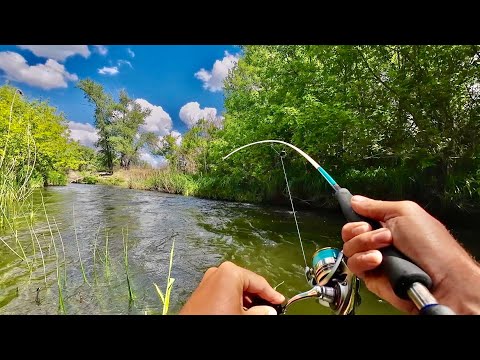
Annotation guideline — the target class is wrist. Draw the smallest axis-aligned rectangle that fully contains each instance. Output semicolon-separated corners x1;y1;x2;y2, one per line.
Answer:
434;257;480;315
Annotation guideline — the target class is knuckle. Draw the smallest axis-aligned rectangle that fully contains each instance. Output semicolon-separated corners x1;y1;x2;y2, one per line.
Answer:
219;261;236;271
400;200;420;213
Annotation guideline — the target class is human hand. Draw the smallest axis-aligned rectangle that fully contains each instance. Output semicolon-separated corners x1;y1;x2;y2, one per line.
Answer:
341;195;480;314
179;261;285;315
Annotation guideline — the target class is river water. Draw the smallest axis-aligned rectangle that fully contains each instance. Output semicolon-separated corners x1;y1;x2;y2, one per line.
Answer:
0;184;477;315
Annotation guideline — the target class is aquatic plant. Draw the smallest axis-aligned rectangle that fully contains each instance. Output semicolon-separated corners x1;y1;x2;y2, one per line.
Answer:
154;240;175;315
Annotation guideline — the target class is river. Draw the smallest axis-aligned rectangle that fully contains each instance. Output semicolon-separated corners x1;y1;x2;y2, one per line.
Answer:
0;184;477;315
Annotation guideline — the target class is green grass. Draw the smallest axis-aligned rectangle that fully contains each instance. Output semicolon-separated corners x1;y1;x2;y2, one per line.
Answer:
122;227;134;304
104;228;110;279
72;204;90;286
154;239;175;315
52;216;67;287
92;224;101;283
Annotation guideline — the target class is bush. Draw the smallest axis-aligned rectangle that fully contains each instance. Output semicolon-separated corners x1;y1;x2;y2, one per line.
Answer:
46;170;67;186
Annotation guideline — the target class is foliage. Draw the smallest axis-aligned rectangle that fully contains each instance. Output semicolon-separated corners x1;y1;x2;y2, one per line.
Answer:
77;79;157;171
0;85;87;186
193;45;480;212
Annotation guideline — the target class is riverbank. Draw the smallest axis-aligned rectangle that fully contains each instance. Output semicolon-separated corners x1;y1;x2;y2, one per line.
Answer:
68;168;480;226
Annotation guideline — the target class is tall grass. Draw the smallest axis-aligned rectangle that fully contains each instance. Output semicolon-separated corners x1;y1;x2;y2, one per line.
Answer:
40;191;65;313
52;216;67;287
92;224;101;283
122;227;134;303
72;205;89;285
154;240;175;315
26;216;47;286
104;228;110;279
0;93;37;230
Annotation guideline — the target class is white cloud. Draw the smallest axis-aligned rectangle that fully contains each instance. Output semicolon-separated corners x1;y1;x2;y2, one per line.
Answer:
127;48;135;58
17;45;90;61
98;66;119;75
139;151;166;168
170;130;183;145
68;121;99;148
0;51;78;90
118;59;133;68
94;45;108;55
179;101;223;128
194;51;239;92
135;98;173;136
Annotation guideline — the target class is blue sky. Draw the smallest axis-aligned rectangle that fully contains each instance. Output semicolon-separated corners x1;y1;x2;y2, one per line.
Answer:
0;45;241;165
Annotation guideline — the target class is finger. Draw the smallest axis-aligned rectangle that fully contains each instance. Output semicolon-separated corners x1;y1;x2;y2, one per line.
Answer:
351;195;419;222
342;222;372;242
200;267;217;283
346;250;383;275
244;305;277;315
343;228;392;257
363;272;418;315
241;269;285;303
222;264;284;304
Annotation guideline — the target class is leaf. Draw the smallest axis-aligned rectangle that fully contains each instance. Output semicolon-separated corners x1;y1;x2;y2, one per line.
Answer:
153;283;165;304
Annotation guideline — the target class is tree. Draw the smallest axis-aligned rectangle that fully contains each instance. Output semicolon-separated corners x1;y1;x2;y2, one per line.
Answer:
210;45;480;210
0;84;83;186
77;79;116;172
77;80;158;171
110;90;157;170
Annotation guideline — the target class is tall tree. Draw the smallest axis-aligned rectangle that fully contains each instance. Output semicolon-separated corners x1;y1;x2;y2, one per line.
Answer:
110;90;157;169
77;79;116;172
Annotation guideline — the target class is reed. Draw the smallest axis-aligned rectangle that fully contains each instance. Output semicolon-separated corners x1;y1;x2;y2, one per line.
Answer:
153;240;175;315
92;224;101;283
104;228;110;279
40;191;65;313
26;216;47;286
72;205;89;285
122;227;134;303
52;216;67;287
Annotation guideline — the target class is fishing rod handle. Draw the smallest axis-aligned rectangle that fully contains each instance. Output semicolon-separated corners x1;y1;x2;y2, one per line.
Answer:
335;188;432;300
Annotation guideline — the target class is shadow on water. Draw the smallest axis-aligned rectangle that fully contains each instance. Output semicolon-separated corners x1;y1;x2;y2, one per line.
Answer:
1;184;478;315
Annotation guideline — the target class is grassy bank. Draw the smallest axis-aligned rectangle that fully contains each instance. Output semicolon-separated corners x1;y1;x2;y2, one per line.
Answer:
71;166;480;224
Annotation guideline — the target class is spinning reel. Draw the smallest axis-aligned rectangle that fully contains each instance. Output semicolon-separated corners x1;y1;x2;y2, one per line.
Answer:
253;247;361;315
284;247;361;315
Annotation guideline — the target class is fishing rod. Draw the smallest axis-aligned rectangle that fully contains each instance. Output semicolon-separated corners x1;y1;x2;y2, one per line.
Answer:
223;140;455;315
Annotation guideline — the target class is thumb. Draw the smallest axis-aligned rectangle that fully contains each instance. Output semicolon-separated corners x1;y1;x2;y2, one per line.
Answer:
351;195;404;222
244;306;278;315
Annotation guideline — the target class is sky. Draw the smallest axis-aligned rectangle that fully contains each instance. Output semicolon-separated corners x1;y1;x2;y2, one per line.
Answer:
0;45;241;166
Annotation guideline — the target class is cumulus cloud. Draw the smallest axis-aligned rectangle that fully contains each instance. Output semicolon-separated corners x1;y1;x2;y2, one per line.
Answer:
179;101;223;128
170;130;183;146
94;45;108;55
17;45;90;61
139;151;166;168
135;98;173;136
0;51;78;89
127;48;135;58
98;66;119;75
68;121;99;148
194;51;239;92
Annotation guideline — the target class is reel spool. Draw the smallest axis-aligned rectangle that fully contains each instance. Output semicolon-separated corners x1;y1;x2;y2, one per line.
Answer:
285;247;361;315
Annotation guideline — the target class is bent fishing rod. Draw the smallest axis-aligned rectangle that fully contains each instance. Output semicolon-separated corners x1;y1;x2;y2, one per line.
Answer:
223;140;455;315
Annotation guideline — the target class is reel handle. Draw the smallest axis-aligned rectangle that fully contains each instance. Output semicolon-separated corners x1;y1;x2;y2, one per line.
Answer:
335;188;432;300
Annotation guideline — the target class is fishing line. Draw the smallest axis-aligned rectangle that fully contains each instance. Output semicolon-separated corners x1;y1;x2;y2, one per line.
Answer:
277;148;308;269
225;140;456;315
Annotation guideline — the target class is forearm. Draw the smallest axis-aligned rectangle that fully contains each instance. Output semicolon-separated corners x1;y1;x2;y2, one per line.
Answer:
434;256;480;315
